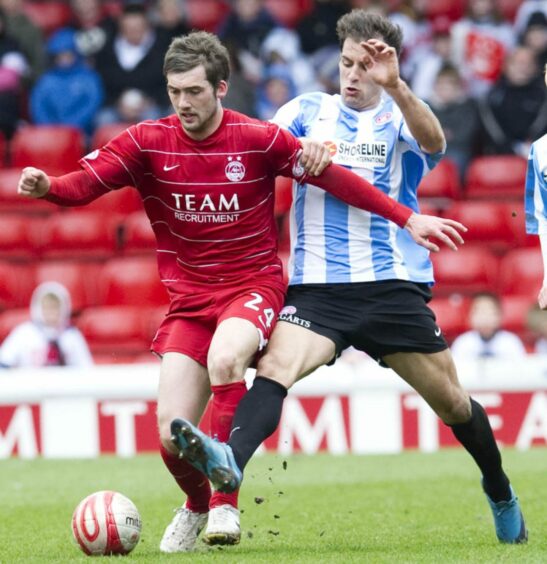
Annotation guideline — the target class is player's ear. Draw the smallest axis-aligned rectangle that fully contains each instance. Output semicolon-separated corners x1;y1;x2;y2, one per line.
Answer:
216;80;228;101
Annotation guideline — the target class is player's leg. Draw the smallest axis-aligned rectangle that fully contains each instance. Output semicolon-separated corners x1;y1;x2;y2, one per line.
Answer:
383;349;527;543
157;351;212;552
171;320;336;493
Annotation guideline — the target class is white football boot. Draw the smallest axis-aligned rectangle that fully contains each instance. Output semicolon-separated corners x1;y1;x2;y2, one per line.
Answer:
159;506;208;553
203;504;241;545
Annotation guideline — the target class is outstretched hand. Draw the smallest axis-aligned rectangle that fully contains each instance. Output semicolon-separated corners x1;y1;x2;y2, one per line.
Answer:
17;167;50;199
405;213;467;252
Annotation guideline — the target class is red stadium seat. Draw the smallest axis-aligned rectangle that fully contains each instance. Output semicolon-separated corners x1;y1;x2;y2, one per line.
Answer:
503;201;539;248
76;306;154;355
97;257;168;306
431;246;500;296
185;0;229;31
0;262;35;310
39;211;119;259
417;200;440;216
429;295;470;343
264;0;313;27
35;260;101;311
418;158;461;205
0;308;29;342
497;0;523;22
23;1;72;36
442;201;516;253
70;186;143;215
501;295;535;335
11;125;85;176
91;123;132;150
274;176;293;218
465;155;527;200
424;0;465;21
0;214;42;259
498;248;543;299
121;211;156;255
0;168;58;214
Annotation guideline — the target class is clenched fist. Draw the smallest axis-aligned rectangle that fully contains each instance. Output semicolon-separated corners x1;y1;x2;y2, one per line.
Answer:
17;167;50;199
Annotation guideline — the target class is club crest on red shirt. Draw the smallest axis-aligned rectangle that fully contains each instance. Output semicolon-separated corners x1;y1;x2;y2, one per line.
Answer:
225;156;245;181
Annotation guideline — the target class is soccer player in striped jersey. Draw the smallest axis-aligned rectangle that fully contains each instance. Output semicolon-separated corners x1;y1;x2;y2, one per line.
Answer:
17;29;465;552
526;64;547;309
171;12;527;545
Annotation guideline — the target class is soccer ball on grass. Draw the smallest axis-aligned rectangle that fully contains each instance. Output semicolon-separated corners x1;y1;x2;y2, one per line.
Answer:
71;491;142;556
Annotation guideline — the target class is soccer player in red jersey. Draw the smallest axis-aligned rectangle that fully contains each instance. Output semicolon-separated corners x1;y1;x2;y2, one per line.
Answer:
18;31;465;551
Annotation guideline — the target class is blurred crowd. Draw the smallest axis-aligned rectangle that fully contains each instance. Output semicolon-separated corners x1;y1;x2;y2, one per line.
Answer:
0;0;545;174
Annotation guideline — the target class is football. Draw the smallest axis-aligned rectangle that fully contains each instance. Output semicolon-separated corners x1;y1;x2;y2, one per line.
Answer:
71;491;142;556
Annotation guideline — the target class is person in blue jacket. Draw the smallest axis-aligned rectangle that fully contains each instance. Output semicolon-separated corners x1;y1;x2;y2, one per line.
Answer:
30;27;104;136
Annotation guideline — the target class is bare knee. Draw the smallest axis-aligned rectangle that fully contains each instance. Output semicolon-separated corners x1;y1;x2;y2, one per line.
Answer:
436;387;471;425
257;347;297;388
208;349;241;384
157;414;177;453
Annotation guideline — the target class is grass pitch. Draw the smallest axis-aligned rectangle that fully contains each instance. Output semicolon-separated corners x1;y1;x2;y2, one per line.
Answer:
1;448;546;563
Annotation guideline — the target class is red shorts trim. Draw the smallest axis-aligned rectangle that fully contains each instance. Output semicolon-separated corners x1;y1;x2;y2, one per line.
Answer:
151;276;286;366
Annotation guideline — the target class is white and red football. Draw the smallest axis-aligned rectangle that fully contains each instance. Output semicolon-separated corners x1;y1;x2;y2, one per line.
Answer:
71;491;142;556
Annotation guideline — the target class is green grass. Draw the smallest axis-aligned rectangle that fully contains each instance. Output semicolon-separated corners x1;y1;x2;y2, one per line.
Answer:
1;449;546;563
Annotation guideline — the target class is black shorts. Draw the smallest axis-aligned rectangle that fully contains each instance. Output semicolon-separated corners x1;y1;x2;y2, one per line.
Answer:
279;280;448;365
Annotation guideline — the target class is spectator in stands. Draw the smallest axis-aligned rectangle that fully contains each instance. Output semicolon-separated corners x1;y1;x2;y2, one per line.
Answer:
451;292;526;359
428;64;480;180
95;87;159;126
222;41;257;117
514;1;547;39
30;27;104;137
0;281;93;368
0;0;45;83
256;63;296;120
69;0;116;60
519;10;547;69
259;27;322;95
478;45;547;157
153;0;189;45
218;0;277;82
0;6;27;138
451;0;514;97
94;3;169;124
526;305;547;354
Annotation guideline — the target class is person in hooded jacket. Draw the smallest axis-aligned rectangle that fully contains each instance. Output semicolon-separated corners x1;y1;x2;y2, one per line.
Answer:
30;27;104;137
0;281;93;368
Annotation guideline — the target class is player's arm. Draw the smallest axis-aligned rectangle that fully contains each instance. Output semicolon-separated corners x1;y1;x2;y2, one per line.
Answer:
308;163;466;252
17;167;109;205
361;39;445;154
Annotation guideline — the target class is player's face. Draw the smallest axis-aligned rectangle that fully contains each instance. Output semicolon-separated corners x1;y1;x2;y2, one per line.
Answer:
339;38;383;111
167;65;227;140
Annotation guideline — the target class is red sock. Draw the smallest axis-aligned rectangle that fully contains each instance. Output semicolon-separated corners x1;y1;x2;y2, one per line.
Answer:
209;380;247;509
160;445;211;513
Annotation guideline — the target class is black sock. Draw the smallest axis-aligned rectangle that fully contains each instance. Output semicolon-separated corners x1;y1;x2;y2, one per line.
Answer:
228;376;287;471
450;398;511;502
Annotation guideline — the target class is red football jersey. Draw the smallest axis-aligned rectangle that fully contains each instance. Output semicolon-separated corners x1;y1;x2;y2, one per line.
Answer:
78;110;305;287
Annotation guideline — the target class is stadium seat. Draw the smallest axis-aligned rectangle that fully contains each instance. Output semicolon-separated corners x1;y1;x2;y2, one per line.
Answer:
501;295;535;336
274;176;293;218
424;0;465;21
417;200;440;216
497;0;523;22
442;201;516;253
0;262;35;310
504;201;539;248
22;1;72;36
464;155;527;200
91;123;132;150
121;211;156;255
264;0;313;27
0;214;42;259
185;0;229;31
35;260;101;311
418;158;461;205
498;247;543;299
76;306;154;356
70;186;143;215
39;211;119;259
97;257;168;307
429;295;470;343
10;125;85;176
0;168;58;214
431;246;500;296
0;308;29;342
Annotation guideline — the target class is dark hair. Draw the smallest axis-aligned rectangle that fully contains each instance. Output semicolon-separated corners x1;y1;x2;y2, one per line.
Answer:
336;10;403;56
163;31;230;89
435;63;462;81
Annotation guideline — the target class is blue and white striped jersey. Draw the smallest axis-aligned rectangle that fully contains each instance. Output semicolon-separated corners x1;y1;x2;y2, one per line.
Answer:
272;92;443;285
525;134;547;235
